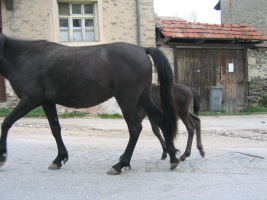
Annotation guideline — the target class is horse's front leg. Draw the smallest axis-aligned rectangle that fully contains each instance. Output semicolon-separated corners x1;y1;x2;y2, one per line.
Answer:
107;121;142;175
43;104;68;170
0;100;39;167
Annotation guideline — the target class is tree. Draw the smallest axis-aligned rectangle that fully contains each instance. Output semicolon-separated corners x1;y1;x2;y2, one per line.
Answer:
186;11;198;22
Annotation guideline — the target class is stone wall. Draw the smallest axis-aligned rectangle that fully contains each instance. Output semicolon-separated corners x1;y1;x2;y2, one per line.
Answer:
1;0;54;40
247;48;267;106
102;0;155;47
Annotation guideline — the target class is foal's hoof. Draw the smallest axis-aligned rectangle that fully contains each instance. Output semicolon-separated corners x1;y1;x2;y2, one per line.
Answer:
161;152;167;160
107;167;121;175
170;162;179;170
180;155;187;161
48;163;61;170
200;150;205;158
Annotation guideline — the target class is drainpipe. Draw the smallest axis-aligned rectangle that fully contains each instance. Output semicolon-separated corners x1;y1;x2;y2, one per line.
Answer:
136;0;141;46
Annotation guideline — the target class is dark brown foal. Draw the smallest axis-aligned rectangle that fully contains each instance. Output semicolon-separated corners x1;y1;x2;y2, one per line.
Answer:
138;83;205;161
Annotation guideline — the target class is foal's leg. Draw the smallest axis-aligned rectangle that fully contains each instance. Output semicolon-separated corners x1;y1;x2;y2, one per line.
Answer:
148;117;168;160
107;99;142;175
190;114;205;157
42;104;68;170
179;113;196;161
141;99;179;169
0;99;39;167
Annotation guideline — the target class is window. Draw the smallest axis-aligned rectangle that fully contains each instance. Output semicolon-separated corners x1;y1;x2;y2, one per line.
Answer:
58;2;98;42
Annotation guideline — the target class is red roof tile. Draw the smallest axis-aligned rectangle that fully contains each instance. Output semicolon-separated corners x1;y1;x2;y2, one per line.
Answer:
156;21;267;41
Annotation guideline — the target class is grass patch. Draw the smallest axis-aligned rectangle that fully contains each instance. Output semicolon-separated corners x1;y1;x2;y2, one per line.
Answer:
0;107;47;117
240;106;267;114
96;113;123;119
60;111;87;118
199;107;267;116
199;110;227;116
1;106;266;118
25;107;46;117
0;108;12;117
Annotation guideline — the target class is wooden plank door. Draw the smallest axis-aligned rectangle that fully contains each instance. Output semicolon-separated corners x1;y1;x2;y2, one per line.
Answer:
174;48;247;112
219;50;247;112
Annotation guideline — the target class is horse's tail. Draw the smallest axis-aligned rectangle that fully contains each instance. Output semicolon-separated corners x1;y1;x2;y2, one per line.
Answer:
190;87;201;115
145;48;177;141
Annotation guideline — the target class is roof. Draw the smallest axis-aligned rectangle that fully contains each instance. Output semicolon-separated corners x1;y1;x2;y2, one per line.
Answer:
157;16;186;22
214;0;220;10
155;20;267;42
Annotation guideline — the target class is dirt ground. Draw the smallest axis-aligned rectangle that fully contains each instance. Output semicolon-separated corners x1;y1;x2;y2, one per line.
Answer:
0;114;267;200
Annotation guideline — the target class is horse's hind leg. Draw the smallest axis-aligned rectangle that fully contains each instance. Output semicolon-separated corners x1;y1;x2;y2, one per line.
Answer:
190;114;205;157
180;113;196;161
42;104;68;170
0;99;39;167
107;98;142;175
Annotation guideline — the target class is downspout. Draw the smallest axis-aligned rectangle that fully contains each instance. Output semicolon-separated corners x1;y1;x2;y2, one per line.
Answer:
136;0;141;46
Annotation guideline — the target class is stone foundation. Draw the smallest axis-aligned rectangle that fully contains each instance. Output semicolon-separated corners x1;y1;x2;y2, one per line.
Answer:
247;48;267;106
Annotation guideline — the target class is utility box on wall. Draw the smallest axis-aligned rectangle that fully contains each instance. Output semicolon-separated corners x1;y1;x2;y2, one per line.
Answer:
209;86;224;111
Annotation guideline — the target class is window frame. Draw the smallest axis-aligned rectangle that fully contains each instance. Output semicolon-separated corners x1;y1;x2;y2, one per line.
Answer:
58;1;99;43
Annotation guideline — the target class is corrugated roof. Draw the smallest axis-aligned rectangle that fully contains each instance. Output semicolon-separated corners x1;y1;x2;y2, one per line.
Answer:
156;20;267;41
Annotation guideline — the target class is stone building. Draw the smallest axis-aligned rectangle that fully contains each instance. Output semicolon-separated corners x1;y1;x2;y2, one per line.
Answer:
0;0;155;113
215;0;267;106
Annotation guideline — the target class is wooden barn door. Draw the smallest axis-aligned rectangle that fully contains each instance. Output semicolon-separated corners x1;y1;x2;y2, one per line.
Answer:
174;48;247;112
219;50;247;112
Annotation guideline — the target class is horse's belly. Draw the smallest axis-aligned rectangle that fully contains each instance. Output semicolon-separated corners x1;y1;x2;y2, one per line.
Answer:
47;86;113;108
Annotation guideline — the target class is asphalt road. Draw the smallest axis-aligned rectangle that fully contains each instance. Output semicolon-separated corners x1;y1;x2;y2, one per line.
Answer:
0;115;267;200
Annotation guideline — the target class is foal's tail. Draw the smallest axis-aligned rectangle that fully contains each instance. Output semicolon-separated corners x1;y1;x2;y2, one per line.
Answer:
190;87;201;115
145;48;177;141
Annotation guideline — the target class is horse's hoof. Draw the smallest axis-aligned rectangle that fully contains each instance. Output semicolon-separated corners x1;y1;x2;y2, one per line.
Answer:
170;162;179;170
200;151;205;158
107;167;121;175
0;161;5;167
48;163;61;170
161;157;166;160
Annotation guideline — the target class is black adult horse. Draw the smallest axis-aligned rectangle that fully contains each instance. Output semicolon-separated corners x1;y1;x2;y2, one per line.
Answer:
138;83;204;161
0;35;179;175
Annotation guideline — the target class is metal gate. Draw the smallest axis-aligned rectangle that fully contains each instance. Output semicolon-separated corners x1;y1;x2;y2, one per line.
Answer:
174;48;247;112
